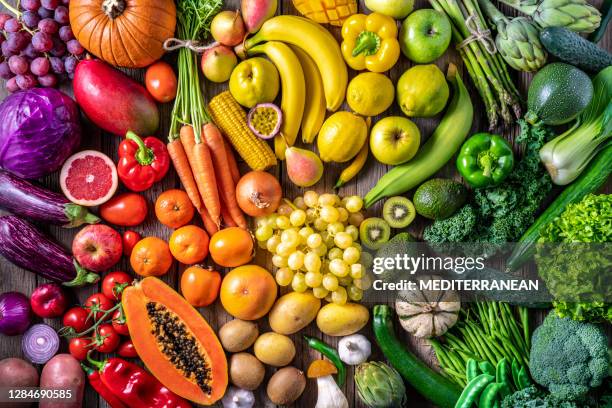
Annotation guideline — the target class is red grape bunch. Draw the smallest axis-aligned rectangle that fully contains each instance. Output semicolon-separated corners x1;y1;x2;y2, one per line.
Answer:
0;0;85;92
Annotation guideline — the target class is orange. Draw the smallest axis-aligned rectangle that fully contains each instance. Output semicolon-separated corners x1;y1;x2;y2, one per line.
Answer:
209;227;253;267
180;266;221;307
220;265;277;320
169;225;210;264
155;189;194;229
130;237;173;277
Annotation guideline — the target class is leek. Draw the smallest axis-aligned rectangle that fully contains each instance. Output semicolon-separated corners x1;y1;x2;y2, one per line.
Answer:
539;66;612;185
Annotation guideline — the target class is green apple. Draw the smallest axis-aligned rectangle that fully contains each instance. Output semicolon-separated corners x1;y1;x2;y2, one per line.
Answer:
370;116;421;165
365;0;414;19
400;9;452;63
229;57;280;108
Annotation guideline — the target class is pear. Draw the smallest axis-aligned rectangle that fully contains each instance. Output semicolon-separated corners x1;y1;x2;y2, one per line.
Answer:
285;147;323;187
241;0;278;33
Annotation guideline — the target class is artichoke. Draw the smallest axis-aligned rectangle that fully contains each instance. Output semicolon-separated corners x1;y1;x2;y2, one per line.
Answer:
479;0;547;71
355;362;406;408
499;0;601;33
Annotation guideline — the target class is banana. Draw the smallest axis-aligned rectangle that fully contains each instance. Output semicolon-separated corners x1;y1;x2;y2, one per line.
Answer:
290;45;326;144
248;41;305;160
243;15;348;112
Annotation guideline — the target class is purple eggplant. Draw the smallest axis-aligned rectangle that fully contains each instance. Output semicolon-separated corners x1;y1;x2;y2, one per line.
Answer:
0;215;99;287
0;170;99;227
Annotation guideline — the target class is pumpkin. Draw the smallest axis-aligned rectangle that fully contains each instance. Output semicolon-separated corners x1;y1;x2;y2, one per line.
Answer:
395;275;460;338
69;0;176;68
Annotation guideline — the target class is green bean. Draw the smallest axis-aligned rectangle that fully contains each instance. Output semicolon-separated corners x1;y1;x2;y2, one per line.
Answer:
479;361;496;376
455;374;495;408
478;382;502;408
519;306;530;351
466;359;480;381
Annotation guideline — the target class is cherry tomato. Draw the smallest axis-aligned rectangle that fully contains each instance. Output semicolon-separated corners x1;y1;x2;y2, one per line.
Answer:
94;324;120;353
69;337;92;361
111;308;130;336
145;61;177;103
84;293;115;320
99;193;148;227
123;230;141;257
117;338;138;358
102;271;133;301
62;307;93;334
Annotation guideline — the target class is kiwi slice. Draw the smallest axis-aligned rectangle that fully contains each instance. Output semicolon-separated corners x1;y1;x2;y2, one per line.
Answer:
359;217;391;250
383;196;416;228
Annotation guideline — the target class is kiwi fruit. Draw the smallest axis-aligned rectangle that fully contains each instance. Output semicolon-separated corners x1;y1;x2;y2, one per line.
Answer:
229;352;265;390
359;217;391;250
383;196;416;228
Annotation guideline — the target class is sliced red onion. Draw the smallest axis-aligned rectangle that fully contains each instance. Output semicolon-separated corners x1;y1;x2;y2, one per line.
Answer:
0;291;31;336
22;323;59;364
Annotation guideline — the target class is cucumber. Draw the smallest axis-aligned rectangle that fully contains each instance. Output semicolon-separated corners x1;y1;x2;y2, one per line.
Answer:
540;27;612;73
525;63;594;126
506;144;612;271
588;0;612;43
373;305;462;408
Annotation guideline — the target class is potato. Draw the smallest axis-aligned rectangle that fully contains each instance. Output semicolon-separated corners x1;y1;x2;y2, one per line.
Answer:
229;353;265;391
0;358;39;408
266;366;306;405
39;354;84;408
254;332;295;367
316;302;369;336
219;319;259;352
268;292;320;335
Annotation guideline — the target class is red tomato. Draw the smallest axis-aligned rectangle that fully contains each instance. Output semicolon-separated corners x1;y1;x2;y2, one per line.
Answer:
69;337;91;361
111;309;130;336
122;230;141;257
62;307;93;334
117;339;138;358
84;293;114;320
99;193;148;227
145;61;177;103
94;324;120;353
102;271;133;301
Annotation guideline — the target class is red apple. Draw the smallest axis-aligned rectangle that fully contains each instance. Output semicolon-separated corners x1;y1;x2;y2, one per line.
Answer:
72;224;122;272
30;283;69;318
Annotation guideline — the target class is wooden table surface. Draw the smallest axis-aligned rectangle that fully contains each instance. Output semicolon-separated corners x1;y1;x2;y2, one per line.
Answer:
0;0;610;407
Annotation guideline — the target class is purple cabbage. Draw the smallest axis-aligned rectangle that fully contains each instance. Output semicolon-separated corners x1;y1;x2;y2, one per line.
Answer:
0;88;81;179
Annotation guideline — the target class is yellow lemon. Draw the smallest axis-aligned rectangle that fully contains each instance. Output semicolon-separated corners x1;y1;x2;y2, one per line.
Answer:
317;111;368;163
346;73;395;116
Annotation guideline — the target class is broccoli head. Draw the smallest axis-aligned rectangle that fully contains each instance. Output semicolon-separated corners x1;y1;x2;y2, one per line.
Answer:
529;312;609;401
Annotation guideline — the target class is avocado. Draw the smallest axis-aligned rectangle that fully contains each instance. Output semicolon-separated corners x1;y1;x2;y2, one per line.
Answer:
374;232;417;282
413;178;467;220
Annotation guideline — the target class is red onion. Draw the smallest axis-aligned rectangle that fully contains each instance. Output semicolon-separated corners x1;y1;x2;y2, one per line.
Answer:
22;324;59;364
0;291;31;336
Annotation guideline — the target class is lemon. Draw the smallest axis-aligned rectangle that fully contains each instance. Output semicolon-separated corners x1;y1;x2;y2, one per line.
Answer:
317;111;368;163
346;73;395;116
396;64;449;117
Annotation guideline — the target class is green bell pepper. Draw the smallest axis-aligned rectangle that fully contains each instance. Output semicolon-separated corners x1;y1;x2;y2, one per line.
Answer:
456;133;514;188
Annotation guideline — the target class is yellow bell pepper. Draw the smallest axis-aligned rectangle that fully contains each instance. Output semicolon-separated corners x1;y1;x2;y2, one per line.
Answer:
341;13;400;73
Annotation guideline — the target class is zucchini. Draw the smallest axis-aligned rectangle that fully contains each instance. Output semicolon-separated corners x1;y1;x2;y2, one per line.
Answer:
525;63;593;126
373;305;462;408
506;144;612;271
540;27;612;73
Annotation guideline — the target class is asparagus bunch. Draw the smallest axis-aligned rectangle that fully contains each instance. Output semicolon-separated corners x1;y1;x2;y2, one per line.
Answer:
429;0;522;129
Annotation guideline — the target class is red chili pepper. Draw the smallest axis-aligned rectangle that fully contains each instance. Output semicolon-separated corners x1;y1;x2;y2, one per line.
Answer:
87;354;191;408
82;363;128;408
118;131;170;192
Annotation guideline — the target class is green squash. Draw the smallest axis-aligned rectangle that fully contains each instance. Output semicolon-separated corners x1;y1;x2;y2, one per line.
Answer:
525;63;593;126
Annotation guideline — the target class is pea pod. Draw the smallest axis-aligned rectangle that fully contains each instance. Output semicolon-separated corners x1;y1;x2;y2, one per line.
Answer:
479;361;496;376
478;383;502;408
517;366;532;390
304;336;346;386
455;374;495;408
511;358;520;389
496;358;513;397
466;359;480;382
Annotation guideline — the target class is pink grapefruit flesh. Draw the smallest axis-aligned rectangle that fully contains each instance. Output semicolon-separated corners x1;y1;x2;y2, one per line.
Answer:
60;150;118;207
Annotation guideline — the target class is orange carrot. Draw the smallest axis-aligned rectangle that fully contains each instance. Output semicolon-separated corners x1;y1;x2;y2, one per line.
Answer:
220;200;238;228
203;123;247;229
167;139;203;212
180;125;221;226
223;136;241;185
199;207;219;236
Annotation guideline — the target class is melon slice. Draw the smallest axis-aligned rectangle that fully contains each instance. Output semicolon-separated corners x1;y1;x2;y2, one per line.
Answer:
60;150;117;206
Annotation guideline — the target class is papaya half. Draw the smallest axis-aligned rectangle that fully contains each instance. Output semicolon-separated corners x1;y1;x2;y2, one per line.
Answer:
122;277;227;405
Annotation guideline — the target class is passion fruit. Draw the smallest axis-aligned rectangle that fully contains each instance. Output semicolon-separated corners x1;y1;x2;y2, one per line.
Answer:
247;103;282;140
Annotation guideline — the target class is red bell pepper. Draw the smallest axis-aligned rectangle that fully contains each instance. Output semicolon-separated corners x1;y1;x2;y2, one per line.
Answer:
87;354;191;408
118;131;170;192
82;363;128;408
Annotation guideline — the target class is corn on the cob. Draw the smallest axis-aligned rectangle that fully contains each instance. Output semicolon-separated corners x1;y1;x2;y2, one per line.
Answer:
209;91;277;171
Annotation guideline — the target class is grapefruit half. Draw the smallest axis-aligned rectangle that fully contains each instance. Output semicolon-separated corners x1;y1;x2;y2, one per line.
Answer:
60;150;118;206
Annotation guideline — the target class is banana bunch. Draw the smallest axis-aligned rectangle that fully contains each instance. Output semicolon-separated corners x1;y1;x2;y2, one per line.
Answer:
239;15;348;159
